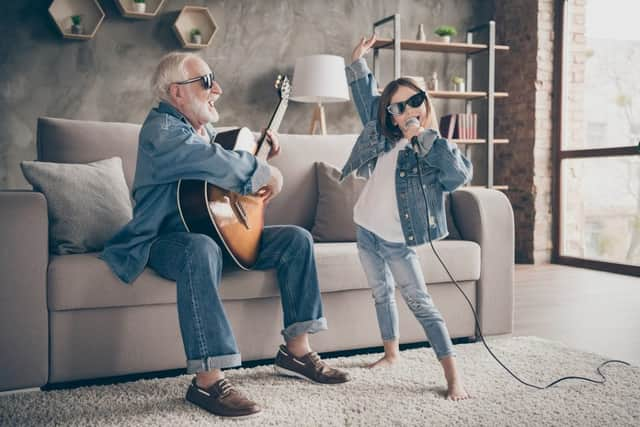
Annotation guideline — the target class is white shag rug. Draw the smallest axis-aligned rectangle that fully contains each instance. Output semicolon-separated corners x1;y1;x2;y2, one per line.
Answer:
1;337;638;426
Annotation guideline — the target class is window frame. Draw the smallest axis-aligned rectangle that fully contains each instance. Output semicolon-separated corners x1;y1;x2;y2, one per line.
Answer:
552;0;640;277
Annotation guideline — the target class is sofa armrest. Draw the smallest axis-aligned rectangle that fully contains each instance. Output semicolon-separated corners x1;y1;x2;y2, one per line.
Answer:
0;191;49;391
450;188;514;335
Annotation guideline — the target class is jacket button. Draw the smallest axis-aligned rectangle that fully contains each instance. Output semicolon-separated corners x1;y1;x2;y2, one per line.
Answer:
400;172;405;177
408;235;414;241
404;213;409;219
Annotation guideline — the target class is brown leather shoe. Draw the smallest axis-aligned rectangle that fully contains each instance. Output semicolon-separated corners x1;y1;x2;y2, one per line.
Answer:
274;345;351;384
185;377;261;418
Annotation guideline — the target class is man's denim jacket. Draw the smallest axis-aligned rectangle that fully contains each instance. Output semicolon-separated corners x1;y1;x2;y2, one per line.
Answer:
101;101;271;284
341;58;473;246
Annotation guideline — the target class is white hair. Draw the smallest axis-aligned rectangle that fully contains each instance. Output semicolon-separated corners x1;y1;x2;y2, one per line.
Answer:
151;52;200;102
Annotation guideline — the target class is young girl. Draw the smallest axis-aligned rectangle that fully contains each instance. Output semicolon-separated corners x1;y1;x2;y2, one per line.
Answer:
342;36;472;401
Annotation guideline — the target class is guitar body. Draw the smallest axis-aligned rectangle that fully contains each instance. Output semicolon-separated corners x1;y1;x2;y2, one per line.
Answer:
177;128;263;270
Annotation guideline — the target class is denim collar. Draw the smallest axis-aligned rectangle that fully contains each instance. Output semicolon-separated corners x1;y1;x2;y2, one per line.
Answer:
157;101;216;141
157;101;190;124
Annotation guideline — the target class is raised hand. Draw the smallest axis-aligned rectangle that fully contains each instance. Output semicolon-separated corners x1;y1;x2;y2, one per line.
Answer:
351;35;377;63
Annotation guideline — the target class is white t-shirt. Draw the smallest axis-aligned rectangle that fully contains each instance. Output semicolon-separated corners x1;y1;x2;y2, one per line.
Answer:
353;138;410;242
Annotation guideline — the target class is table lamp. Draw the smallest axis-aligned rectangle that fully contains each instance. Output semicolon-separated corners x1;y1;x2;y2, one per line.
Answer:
290;54;350;135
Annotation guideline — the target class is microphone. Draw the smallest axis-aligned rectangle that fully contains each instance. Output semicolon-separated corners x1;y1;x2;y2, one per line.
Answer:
404;117;420;130
404;117;422;152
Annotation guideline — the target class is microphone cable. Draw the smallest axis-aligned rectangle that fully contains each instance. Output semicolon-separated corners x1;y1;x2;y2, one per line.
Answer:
411;143;630;389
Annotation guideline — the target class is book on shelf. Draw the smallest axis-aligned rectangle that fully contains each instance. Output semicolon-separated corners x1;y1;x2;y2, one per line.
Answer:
439;113;477;140
438;114;457;139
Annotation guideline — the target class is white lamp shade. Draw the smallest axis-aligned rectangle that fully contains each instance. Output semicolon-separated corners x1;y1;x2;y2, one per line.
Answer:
290;55;350;103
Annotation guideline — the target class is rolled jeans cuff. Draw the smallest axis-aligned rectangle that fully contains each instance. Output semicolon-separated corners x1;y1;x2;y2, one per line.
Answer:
187;353;242;374
436;350;456;361
281;317;328;341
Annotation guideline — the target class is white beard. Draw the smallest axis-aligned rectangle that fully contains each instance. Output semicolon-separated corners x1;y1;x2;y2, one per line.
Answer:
189;97;219;124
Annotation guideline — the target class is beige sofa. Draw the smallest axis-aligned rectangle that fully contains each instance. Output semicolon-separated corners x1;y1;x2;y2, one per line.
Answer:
0;117;514;391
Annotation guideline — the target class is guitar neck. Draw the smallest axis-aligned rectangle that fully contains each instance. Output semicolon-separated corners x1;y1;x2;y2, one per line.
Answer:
255;97;288;160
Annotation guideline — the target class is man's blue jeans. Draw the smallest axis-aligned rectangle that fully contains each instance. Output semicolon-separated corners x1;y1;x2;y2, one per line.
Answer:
148;225;327;373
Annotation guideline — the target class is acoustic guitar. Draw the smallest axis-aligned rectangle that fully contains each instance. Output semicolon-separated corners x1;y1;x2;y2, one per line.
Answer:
177;75;290;270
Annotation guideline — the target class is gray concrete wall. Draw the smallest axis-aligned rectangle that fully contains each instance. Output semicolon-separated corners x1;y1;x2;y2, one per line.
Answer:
0;0;491;189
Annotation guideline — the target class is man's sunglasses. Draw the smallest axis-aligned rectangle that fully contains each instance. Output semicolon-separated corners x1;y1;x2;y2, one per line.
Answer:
174;72;216;90
386;91;427;115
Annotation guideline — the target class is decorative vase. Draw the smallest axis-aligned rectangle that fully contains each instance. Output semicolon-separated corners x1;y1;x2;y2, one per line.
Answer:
439;35;451;43
454;82;465;92
191;34;202;44
133;2;146;13
416;24;426;42
427;72;438;91
71;24;83;35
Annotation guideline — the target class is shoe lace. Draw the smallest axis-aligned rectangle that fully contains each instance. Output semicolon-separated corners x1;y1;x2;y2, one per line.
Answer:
307;352;328;372
217;379;235;397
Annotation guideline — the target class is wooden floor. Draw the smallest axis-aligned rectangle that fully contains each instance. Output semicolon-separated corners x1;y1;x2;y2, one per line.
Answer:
512;263;640;366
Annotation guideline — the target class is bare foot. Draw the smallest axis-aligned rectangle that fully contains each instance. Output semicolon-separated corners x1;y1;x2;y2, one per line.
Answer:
446;378;470;401
367;355;400;369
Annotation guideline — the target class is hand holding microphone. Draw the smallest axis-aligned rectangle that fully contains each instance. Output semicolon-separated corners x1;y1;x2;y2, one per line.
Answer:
404;117;423;152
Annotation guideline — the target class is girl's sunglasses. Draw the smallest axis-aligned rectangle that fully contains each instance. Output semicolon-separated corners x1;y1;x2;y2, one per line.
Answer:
386;91;427;115
174;72;215;90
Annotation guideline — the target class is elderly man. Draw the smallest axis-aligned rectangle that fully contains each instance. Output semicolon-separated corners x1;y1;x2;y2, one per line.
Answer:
101;52;350;418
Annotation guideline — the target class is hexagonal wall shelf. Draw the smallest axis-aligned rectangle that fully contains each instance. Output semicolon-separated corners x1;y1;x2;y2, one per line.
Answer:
115;0;166;19
173;6;218;49
48;0;105;40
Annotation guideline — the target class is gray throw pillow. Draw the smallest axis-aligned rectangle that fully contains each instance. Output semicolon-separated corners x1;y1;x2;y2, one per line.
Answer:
312;162;366;242
20;157;133;254
311;161;462;242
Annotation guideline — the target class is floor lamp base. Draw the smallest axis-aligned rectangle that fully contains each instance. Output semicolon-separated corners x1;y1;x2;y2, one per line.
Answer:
309;103;327;135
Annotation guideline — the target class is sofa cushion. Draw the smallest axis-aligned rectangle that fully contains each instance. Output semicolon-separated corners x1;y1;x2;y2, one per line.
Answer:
309;161;462;242
311;161;366;242
265;134;357;229
37;117;141;190
47;241;480;311
21;157;133;255
36;117;360;230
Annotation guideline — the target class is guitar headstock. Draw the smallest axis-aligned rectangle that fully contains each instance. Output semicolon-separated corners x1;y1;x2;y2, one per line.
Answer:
275;75;291;101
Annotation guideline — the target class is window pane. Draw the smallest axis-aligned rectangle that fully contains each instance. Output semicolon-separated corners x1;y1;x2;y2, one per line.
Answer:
564;0;640;150
561;156;640;265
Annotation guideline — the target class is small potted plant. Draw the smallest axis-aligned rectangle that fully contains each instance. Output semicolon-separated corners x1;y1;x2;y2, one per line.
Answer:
132;0;146;14
451;76;465;92
190;28;202;44
70;15;83;35
434;25;457;43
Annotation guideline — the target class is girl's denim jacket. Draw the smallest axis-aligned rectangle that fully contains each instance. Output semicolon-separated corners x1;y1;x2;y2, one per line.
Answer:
341;58;473;246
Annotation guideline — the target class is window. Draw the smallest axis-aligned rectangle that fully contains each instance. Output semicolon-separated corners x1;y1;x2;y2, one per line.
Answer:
555;0;640;276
